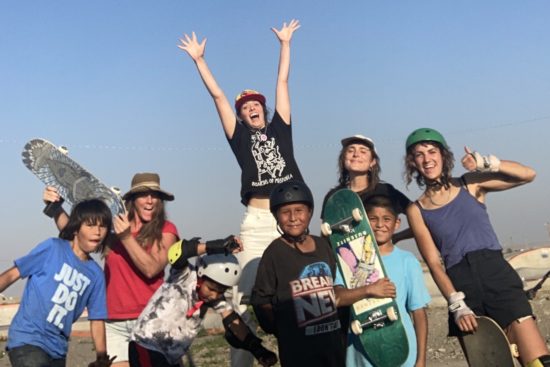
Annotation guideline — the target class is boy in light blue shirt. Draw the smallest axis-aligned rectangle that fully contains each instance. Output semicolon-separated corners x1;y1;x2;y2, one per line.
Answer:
335;195;431;367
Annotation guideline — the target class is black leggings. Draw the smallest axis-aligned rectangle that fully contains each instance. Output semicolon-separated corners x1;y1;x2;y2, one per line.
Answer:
128;341;179;367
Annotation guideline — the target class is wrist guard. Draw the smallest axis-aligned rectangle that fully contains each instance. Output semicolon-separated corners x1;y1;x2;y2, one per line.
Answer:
222;312;273;360
472;151;501;172
43;199;64;218
88;353;115;367
206;235;238;255
448;291;474;324
168;238;201;269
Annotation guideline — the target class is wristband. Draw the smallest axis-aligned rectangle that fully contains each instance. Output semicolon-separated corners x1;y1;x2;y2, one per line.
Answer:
472;151;501;172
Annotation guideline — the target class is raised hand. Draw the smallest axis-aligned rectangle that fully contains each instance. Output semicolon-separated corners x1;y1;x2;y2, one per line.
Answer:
271;19;300;43
461;146;478;172
43;186;62;204
178;32;207;61
461;146;501;173
113;212;131;240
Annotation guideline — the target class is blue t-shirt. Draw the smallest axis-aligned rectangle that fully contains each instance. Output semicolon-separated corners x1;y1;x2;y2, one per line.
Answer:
335;246;431;367
7;237;107;358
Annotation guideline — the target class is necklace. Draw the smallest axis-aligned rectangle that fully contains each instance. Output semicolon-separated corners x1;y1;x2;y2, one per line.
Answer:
253;126;268;142
426;187;452;207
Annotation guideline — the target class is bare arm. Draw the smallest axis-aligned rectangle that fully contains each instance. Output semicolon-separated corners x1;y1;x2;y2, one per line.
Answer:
334;278;396;307
113;213;177;278
407;204;477;332
461;146;536;199
412;308;428;367
178;32;236;138
0;267;20;293
271;19;300;124
89;320;108;357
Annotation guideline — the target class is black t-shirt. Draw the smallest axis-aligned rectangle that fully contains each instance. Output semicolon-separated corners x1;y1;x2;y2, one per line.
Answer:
227;111;304;205
251;236;345;367
320;181;411;219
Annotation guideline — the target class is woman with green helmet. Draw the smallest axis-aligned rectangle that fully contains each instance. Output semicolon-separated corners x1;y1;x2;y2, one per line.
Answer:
404;128;550;367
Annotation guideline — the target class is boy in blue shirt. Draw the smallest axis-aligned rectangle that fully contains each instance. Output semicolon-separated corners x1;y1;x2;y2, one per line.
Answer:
0;199;114;367
337;195;431;367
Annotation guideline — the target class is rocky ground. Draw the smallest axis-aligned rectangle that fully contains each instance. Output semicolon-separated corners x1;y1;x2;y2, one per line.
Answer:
1;290;549;366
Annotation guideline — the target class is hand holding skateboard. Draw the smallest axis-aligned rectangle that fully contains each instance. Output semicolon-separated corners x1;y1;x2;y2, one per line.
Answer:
365;278;396;299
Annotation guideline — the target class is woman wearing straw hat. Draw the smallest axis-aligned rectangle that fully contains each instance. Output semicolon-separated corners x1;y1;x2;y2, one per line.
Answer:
43;172;179;367
179;20;304;367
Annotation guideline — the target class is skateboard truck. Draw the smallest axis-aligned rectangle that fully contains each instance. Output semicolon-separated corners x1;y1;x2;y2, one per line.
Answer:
350;306;398;335
321;208;363;236
525;269;550;300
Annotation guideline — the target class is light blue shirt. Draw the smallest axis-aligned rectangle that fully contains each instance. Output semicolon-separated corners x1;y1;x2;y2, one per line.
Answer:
335;246;431;367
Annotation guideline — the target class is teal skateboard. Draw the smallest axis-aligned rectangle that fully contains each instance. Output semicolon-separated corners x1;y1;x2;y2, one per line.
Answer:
322;189;408;367
22;138;125;217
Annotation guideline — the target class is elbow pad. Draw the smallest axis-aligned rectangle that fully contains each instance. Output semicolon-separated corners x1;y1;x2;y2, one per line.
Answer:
168;238;200;269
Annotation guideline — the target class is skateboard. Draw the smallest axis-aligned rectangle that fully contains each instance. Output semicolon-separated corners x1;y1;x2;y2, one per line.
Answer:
22;138;125;217
461;316;519;367
321;189;408;367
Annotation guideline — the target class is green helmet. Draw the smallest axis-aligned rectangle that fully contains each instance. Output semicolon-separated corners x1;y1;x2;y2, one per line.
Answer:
405;128;448;150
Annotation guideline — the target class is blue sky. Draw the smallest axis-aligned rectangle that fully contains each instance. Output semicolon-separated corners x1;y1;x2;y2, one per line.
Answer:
1;1;549;296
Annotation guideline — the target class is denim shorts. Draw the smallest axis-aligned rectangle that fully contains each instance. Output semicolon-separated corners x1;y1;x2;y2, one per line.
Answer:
446;249;532;336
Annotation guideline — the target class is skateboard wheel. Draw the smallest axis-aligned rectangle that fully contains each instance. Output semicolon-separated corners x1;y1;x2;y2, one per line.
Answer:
510;343;519;358
386;306;398;321
58;146;69;155
350;320;363;335
320;222;332;236
352;208;362;221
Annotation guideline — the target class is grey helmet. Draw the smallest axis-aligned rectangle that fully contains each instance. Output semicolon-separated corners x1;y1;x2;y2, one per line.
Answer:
196;253;241;287
269;180;314;216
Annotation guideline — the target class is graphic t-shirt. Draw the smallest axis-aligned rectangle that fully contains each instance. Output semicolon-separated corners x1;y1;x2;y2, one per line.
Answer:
8;238;106;358
227;110;303;205
251;236;345;367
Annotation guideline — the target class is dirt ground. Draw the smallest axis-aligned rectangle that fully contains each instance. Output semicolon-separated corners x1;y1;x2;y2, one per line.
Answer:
1;290;549;366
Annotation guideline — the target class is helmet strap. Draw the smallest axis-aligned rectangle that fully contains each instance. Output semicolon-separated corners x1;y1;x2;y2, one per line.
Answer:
279;227;310;247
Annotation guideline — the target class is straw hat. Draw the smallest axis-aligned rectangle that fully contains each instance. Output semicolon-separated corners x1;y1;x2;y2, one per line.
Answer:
122;173;174;201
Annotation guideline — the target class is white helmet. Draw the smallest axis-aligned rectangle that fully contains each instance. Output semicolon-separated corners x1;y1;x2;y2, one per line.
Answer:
197;254;241;287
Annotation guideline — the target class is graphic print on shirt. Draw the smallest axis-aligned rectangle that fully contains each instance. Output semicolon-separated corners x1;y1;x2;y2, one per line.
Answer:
48;263;91;330
290;261;340;336
250;134;293;187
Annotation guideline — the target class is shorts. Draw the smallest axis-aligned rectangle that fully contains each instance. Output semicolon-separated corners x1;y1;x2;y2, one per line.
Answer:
446;249;532;336
106;319;137;363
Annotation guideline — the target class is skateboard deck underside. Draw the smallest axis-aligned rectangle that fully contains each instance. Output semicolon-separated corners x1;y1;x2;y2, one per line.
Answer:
462;316;516;367
323;189;408;367
22;138;125;216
